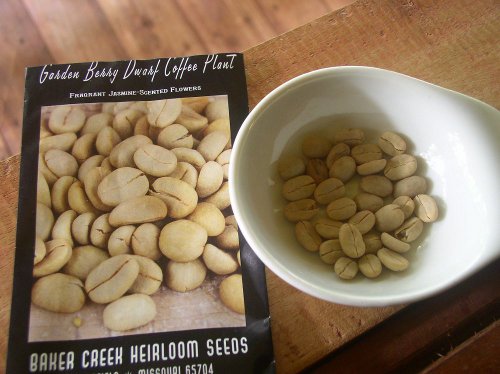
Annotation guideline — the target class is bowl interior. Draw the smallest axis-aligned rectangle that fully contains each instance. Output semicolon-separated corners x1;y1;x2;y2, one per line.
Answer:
231;67;500;306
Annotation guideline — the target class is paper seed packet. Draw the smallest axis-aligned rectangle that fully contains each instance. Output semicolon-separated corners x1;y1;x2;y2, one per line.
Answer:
8;54;275;373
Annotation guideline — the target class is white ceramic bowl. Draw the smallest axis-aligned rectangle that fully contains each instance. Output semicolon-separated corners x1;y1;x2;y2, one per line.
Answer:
230;66;500;306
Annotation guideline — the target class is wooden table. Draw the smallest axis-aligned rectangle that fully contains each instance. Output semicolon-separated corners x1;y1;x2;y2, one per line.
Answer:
1;0;499;372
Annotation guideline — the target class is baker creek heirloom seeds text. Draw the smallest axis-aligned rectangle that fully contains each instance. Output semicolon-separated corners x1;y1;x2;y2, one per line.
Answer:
29;337;248;372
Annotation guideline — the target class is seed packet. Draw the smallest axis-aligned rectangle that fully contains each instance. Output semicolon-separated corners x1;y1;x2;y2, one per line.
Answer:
8;54;275;373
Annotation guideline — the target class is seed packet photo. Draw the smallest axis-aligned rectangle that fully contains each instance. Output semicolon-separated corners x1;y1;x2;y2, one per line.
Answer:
8;54;274;374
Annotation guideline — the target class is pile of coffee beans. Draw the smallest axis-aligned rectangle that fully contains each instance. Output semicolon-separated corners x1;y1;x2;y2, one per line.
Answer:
34;97;244;332
278;129;439;280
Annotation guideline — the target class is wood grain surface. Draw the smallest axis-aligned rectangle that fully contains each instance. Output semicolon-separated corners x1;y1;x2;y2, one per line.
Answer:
308;258;500;373
423;320;500;373
1;0;499;373
0;156;19;372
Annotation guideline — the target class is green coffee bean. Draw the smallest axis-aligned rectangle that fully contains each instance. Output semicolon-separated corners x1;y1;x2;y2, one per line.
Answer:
339;223;366;258
358;254;382;278
414;194;439;222
377;248;409;271
295;221;322;252
334;257;358;279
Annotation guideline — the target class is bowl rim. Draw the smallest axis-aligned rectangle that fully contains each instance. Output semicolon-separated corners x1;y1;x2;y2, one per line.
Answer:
229;65;500;306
